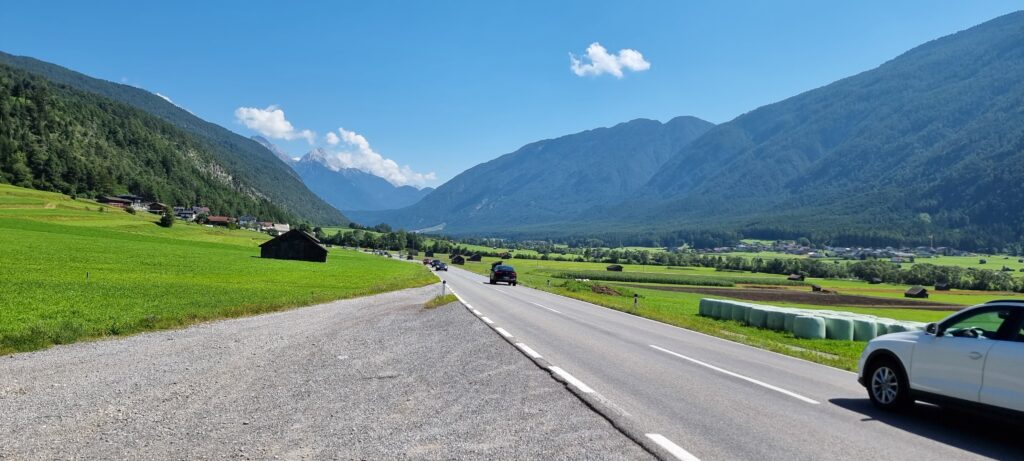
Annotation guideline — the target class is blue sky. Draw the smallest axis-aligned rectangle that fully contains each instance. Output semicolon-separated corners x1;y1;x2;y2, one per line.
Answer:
2;1;1020;186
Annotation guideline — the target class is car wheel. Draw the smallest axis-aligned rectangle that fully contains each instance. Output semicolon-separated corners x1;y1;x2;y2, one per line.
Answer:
866;357;911;411
489;279;496;285
512;282;517;286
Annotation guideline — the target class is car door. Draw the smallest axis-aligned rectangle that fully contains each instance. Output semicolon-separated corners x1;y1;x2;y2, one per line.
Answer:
909;307;1011;402
980;310;1024;412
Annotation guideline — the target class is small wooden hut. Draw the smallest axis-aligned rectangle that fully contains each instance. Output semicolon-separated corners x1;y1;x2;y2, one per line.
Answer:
787;274;805;281
934;282;950;291
905;286;929;299
451;255;466;265
606;264;623;272
468;253;482;262
259;230;328;262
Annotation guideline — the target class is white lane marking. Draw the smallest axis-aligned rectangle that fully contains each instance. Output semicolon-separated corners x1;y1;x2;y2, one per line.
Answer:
549;366;595;394
650;345;820;404
646;434;700;461
529;301;563;314
481;316;495;324
515;343;543;358
495;327;512;338
463;302;473;309
471;309;483;316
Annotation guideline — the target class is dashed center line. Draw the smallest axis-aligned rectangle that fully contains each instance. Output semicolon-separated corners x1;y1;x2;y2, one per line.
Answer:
529;301;563;314
495;327;512;338
650;345;820;404
646;434;701;461
549;366;595;394
515;343;543;359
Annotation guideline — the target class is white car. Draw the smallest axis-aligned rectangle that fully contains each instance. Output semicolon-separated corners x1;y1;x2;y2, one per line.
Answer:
858;300;1024;417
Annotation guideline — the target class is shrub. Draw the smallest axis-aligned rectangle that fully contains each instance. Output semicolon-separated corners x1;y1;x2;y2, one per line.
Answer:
158;211;174;228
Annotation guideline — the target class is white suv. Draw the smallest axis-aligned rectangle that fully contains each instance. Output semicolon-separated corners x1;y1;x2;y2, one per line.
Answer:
858;301;1024;417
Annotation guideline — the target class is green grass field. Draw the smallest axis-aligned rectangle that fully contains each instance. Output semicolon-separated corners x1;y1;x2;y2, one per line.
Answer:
0;185;436;354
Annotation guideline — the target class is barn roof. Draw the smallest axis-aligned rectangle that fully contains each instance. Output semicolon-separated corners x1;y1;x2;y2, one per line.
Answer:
259;229;326;248
905;286;928;295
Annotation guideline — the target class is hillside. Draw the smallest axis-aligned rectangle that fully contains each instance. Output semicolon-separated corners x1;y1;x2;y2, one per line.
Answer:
619;11;1024;249
0;64;296;220
0;51;347;225
349;116;714;232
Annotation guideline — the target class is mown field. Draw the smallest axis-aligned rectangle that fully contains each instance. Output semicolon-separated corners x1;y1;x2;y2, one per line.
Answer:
0;185;436;354
441;254;1023;370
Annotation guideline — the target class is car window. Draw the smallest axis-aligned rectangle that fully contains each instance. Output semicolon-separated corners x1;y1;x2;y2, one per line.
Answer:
495;265;514;271
942;309;1013;340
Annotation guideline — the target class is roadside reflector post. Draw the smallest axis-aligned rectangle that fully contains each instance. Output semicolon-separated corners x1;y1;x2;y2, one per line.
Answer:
547;279;551;287
633;293;639;311
441;280;447;296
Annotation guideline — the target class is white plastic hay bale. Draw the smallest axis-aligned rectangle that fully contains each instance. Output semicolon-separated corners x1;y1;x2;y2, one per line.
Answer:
886;323;909;333
766;311;787;331
710;302;723;319
719;302;733;320
698;299;712;317
793;315;827;339
784;312;800;333
731;303;750;323
746;307;768;328
853;318;878;341
824;316;854;341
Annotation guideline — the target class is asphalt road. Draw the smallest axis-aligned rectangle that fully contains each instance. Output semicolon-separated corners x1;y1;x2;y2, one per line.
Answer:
0;284;650;460
436;266;1023;461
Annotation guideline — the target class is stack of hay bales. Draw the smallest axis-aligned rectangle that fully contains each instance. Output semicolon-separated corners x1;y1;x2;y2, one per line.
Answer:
697;298;926;341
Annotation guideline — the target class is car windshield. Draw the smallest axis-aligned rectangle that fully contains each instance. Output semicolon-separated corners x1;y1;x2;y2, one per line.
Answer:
495;265;514;271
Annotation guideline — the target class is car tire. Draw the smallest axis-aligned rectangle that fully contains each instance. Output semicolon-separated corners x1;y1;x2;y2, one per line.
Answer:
489;279;496;285
866;357;912;411
512;282;517;286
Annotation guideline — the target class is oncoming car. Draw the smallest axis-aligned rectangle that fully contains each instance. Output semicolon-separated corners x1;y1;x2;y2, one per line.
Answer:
858;300;1024;418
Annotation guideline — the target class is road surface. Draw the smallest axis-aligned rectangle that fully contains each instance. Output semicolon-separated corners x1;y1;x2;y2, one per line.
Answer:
436;266;1022;461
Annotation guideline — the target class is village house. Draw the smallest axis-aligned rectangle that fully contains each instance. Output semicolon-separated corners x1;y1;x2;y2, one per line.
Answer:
207;216;235;227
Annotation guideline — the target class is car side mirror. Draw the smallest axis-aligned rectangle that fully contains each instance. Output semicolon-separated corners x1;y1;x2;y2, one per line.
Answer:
925;323;939;335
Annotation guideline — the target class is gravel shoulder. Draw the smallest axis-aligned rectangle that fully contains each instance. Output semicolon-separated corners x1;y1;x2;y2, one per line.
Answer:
0;284;650;460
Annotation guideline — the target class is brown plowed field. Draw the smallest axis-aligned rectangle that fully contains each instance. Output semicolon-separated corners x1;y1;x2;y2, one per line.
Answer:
620;284;962;310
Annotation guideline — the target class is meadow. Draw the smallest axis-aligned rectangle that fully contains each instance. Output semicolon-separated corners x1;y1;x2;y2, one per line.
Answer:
442;254;1023;370
0;185;436;354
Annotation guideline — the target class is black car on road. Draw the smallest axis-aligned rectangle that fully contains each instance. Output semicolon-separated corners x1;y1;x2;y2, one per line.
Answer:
489;263;517;286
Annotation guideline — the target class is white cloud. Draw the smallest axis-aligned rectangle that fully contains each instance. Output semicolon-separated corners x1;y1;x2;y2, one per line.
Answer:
323;128;436;188
569;42;651;78
325;132;340;145
234;105;316;144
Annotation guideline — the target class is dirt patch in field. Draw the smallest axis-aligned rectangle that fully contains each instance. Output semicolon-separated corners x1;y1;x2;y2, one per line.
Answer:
591;284;621;296
619;284;962;310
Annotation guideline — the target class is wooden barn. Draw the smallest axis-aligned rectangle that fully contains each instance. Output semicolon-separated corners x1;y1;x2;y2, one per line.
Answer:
869;277;883;284
451;255;466;265
787;274;805;281
259;230;328;263
905;286;929;299
934;282;950;291
468;253;483;262
606;264;623;272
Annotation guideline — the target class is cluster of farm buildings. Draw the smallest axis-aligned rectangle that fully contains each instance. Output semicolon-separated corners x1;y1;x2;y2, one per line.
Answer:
95;194;290;234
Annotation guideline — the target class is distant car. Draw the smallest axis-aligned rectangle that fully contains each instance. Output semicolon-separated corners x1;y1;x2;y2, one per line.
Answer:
430;259;442;268
858;300;1024;419
435;262;448;271
423;258;432;265
489;264;517;286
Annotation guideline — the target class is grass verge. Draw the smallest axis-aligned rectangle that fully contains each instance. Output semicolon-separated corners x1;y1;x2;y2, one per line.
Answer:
424;294;459;309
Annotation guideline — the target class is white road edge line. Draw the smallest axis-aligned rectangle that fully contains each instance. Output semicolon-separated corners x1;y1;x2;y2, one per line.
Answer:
515;343;543;359
471;309;483;316
650;345;820;404
549;366;595;394
495;327;512;338
529;301;563;314
481;316;495;324
645;434;700;461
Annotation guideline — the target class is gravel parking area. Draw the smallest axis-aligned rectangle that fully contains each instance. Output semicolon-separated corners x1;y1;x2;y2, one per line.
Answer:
0;284;650;460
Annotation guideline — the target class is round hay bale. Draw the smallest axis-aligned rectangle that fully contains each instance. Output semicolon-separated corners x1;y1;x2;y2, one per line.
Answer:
731;303;750;323
747;307;768;328
793;316;827;339
698;300;711;317
766;311;787;331
710;302;722;319
853;318;878;341
886;323;909;333
718;302;733;320
824;317;854;341
784;312;800;333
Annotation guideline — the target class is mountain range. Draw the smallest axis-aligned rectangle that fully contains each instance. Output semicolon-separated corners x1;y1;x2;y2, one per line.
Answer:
251;137;433;212
353;11;1024;250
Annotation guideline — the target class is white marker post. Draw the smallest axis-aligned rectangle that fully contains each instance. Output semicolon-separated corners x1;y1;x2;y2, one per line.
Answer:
441;280;447;296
